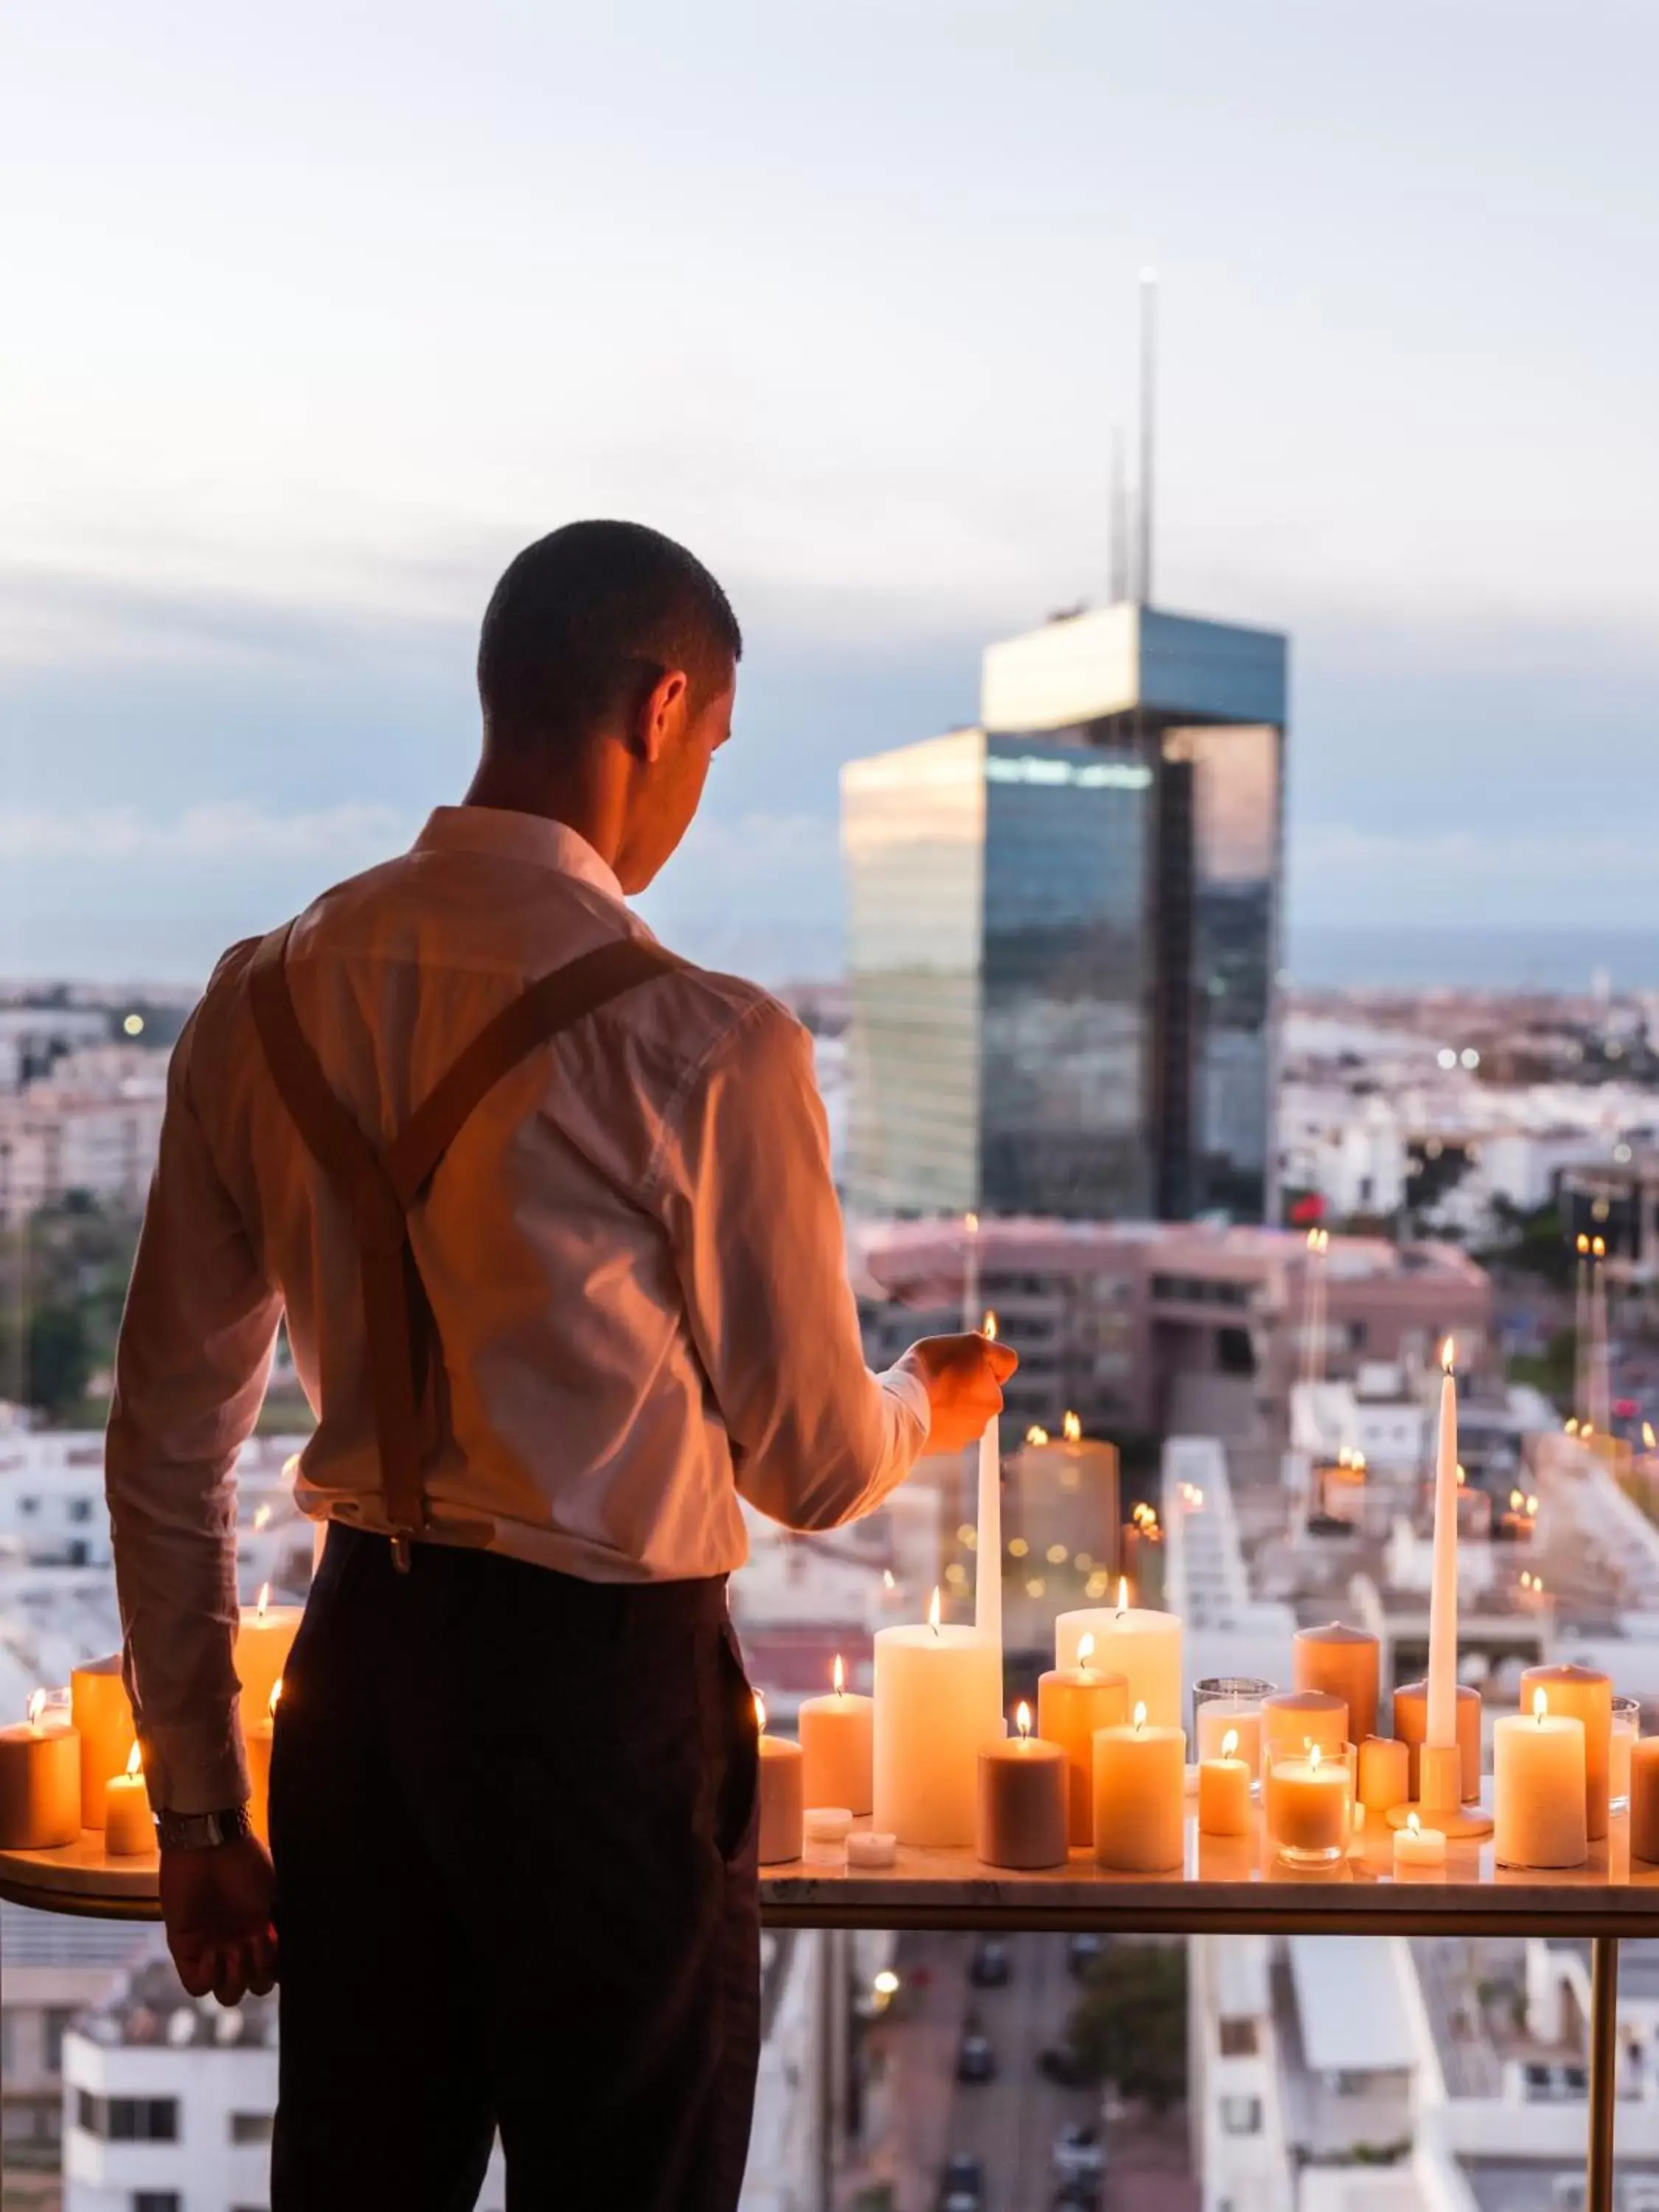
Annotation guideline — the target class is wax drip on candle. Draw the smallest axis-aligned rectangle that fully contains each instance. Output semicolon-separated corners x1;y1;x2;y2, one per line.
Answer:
1016;1701;1032;1742
832;1655;846;1700
1133;1701;1147;1736
27;1689;45;1735
1222;1728;1239;1761
754;1691;768;1736
1077;1632;1096;1677
928;1587;942;1640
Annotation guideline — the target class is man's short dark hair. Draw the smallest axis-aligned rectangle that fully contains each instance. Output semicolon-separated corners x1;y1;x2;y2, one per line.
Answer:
476;520;741;751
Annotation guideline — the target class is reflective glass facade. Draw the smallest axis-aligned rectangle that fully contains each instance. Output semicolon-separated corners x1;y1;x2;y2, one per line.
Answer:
843;609;1286;1224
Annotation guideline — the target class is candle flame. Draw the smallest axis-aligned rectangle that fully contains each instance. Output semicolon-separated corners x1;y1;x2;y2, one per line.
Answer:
1646;1423;1657;1452
832;1654;846;1697
1594;1236;1606;1259
754;1691;767;1736
257;1582;271;1621
964;1211;979;1234
1526;1495;1539;1517
1566;1416;1580;1436
1407;1811;1421;1836
981;1310;998;1343
269;1679;283;1717
125;1742;142;1778
1306;1226;1319;1253
27;1689;45;1732
1510;1489;1524;1511
1441;1337;1455;1375
1309;1742;1323;1772
253;1503;272;1533
928;1587;942;1636
1578;1233;1590;1256
1116;1575;1129;1616
1016;1701;1032;1741
883;1569;896;1590
1063;1411;1082;1444
282;1452;302;1481
1077;1632;1096;1670
1133;1702;1147;1734
1456;1464;1467;1486
1222;1728;1239;1760
1026;1424;1050;1445
1533;1688;1548;1722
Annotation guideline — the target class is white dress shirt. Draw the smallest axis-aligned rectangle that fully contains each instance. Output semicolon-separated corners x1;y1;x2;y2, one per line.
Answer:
107;806;929;1812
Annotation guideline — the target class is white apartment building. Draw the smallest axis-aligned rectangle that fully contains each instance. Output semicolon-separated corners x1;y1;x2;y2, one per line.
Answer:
0;1043;167;1225
1;1905;147;2183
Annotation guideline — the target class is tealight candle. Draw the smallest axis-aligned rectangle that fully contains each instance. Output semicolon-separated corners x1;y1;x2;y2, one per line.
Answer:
873;1593;1002;1846
1264;1740;1350;1864
977;1705;1068;1870
70;1656;136;1832
1520;1663;1613;1840
234;1583;303;1728
1056;1586;1182;1728
1393;1680;1482;1802
1630;1738;1659;1862
1260;1689;1348;1756
1392;1811;1445;1875
1197;1728;1251;1838
802;1806;855;1868
799;1656;874;1817
1357;1736;1410;1815
246;1680;280;1846
1293;1624;1380;1747
1037;1634;1128;1846
846;1830;898;1869
1093;1703;1186;1872
0;1691;81;1849
1495;1691;1587;1869
102;1743;153;1857
755;1696;804;1865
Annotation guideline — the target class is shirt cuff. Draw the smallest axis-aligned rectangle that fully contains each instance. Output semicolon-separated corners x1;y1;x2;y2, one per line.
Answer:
879;1363;932;1446
142;1714;251;1818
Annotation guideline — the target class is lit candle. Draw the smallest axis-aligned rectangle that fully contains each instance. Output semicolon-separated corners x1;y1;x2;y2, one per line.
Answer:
1194;1700;1264;1780
1495;1691;1587;1868
1631;1738;1659;1862
102;1742;154;1857
1261;1689;1348;1756
234;1583;302;1725
755;1694;804;1865
1093;1702;1186;1873
1392;1810;1446;1874
1037;1632;1129;1846
1392;1679;1482;1801
1198;1728;1251;1838
1520;1662;1613;1840
1425;1338;1461;1757
0;1691;82;1849
1056;1582;1183;1728
873;1590;1002;1846
975;1312;1002;1651
1265;1741;1349;1863
977;1703;1068;1870
70;1655;136;1832
799;1655;874;1817
1357;1736;1411;1815
1293;1624;1380;1747
246;1680;280;1846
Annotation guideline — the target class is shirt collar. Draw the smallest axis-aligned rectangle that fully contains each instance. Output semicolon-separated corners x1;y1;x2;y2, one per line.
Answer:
414;807;625;905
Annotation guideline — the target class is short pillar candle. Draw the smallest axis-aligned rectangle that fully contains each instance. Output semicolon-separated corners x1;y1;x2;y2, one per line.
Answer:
1093;1703;1186;1873
976;1705;1068;1870
755;1697;804;1865
1037;1635;1128;1847
1261;1688;1348;1756
799;1657;874;1818
1495;1693;1587;1868
1393;1679;1483;1801
1293;1624;1380;1747
1357;1736;1410;1815
70;1657;136;1833
1055;1587;1183;1728
102;1745;154;1857
1197;1728;1251;1838
0;1693;81;1850
1630;1737;1659;1862
1520;1663;1613;1840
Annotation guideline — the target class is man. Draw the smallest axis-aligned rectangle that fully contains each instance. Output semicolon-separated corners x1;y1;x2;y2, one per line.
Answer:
106;520;1015;2212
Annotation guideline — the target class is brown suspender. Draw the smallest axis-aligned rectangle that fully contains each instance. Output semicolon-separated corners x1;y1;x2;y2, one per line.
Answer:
247;921;682;1560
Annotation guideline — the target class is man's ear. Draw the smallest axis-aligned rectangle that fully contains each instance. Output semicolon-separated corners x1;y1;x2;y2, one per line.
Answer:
636;667;689;765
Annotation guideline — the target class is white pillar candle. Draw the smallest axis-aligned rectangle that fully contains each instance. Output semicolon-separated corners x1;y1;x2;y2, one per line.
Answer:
102;1744;154;1857
1392;1812;1445;1874
1197;1730;1251;1838
1093;1703;1186;1872
1426;1341;1461;1751
755;1696;804;1865
0;1691;81;1850
70;1656;136;1832
1495;1692;1587;1869
1056;1584;1183;1729
975;1312;1002;1651
799;1656;874;1817
235;1583;302;1726
874;1593;1003;1847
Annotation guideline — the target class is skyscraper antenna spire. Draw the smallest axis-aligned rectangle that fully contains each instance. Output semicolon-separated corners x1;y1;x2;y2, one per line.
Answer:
1109;423;1129;604
1138;267;1158;605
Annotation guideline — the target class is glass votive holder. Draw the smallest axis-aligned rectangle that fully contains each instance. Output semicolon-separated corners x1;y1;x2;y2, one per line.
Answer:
1194;1677;1275;1783
1613;1697;1641;1815
1264;1737;1354;1865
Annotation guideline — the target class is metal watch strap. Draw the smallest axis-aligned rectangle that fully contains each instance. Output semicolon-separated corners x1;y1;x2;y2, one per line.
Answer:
156;1805;254;1851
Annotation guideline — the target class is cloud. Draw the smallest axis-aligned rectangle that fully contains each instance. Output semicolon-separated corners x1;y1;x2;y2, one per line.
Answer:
0;800;418;867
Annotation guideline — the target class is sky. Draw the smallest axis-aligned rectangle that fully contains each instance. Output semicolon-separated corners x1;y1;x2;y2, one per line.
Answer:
4;0;1659;984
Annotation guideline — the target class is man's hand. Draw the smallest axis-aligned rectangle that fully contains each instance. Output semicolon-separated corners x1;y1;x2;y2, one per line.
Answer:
160;1834;279;2006
896;1331;1019;1455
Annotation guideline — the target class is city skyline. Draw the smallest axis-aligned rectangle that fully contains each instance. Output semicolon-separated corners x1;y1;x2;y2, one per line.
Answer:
7;1;1659;982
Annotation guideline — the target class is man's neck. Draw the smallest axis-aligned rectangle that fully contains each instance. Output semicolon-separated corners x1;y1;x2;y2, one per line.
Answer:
462;757;625;875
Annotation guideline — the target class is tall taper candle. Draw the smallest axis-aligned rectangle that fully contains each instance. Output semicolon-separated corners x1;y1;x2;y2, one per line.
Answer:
975;1311;1002;1650
1426;1340;1460;1751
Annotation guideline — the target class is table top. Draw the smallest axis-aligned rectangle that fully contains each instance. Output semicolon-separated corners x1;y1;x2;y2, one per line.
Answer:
6;1804;1659;1935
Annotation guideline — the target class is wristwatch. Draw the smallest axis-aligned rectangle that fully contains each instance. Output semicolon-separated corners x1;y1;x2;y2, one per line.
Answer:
156;1805;254;1851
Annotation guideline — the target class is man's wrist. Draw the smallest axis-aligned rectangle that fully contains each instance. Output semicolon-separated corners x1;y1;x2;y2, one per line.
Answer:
156;1804;254;1852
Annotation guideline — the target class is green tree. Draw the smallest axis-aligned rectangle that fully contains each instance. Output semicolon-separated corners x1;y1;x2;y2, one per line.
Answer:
1066;1940;1188;2114
24;1303;92;1418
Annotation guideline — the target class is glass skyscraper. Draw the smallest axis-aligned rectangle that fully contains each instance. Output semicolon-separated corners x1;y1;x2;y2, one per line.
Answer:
843;603;1287;1224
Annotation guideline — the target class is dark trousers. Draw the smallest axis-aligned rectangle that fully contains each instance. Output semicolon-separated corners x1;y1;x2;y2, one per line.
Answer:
268;1525;761;2212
